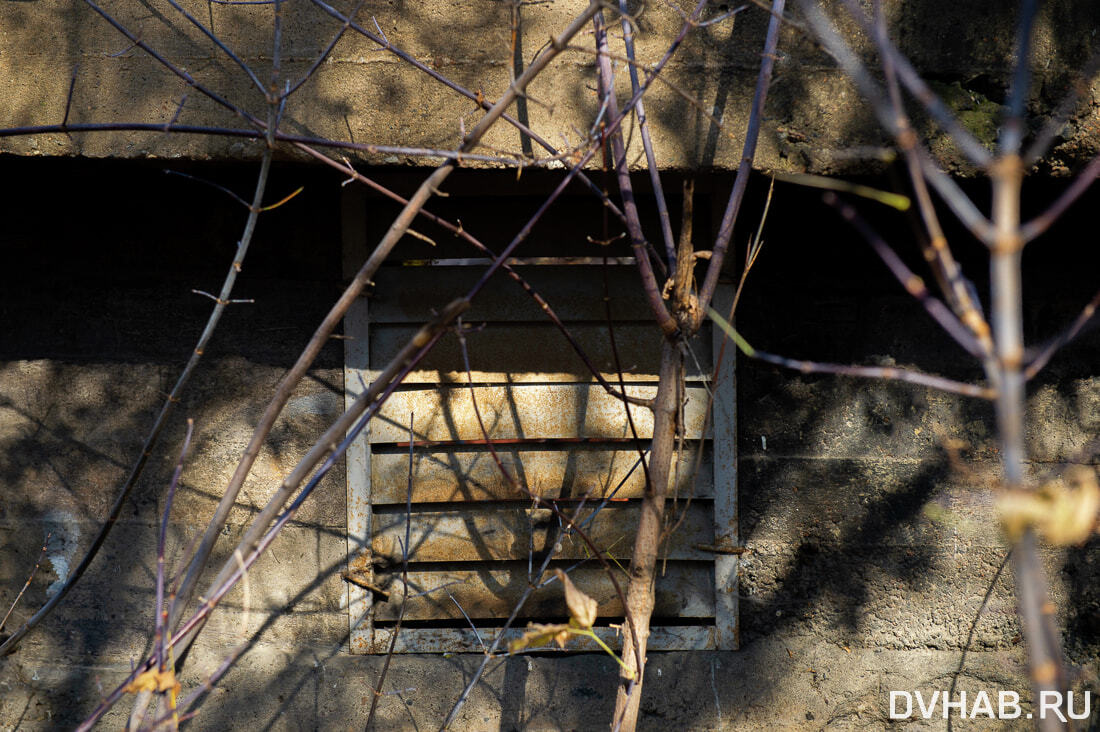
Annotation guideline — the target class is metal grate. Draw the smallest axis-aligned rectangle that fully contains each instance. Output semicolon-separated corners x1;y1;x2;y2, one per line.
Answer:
343;258;737;653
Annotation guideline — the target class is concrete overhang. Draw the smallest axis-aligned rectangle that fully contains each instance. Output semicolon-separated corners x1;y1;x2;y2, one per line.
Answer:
2;0;1099;175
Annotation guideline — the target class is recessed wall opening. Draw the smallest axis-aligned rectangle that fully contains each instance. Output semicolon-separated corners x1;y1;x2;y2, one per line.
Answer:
340;178;738;653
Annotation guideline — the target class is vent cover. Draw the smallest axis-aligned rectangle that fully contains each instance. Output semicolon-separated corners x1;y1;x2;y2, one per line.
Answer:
344;262;737;653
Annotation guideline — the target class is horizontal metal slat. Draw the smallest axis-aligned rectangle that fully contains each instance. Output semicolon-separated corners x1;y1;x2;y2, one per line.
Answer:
368;322;713;384
358;625;716;653
370;445;713;503
368;267;653;323
371;383;711;442
370;563;714;621
370;502;714;563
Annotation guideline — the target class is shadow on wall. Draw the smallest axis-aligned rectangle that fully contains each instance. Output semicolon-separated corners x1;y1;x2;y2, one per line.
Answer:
4;143;1100;728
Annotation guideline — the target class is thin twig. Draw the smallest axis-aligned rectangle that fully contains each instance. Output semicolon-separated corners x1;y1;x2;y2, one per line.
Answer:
946;550;1010;732
0;148;275;658
282;0;366;100
155;421;195;672
307;0;633;228
271;0;283;101
0;533;52;636
1020;153;1100;243
449;594;486;653
163;0;267;96
131;419;194;731
62;64;80;128
82;0;266;133
795;0;994;244
365;412;415;729
697;0;786;323
163;170;251;208
730;175;773;316
617;0;676;273
824;192;985;359
838;0;993;169
709;307;993;399
872;0;992;357
0;122;551;167
1025;287;1100;380
601;256;652;506
440;526;559;729
752;348;994;398
594;9;678;336
1000;0;1039;157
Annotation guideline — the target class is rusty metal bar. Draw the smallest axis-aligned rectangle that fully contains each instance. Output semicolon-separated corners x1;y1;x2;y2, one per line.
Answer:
397;257;637;267
390;437;647;448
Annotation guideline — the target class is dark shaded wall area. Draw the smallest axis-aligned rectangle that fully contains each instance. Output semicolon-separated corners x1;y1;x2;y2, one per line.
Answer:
2;156;1100;729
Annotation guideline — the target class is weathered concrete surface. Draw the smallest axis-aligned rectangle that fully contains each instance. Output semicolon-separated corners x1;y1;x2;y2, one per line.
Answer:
2;158;1100;729
3;1;1100;174
0;642;1050;730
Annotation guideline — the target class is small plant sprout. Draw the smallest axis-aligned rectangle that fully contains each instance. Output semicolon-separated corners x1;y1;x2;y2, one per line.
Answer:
509;569;636;681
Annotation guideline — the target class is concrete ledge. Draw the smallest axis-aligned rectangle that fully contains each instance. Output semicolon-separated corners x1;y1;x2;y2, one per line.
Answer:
3;1;1100;173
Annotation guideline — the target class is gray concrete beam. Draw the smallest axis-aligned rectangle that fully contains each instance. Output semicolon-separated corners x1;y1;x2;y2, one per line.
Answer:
4;1;1100;173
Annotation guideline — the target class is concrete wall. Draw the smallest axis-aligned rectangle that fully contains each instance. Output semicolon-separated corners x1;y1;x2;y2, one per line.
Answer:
2;156;1100;729
3;1;1100;175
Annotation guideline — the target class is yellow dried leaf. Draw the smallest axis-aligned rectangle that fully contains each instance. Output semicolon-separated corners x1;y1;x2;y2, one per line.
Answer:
998;467;1100;545
509;623;571;653
124;667;181;696
555;569;597;629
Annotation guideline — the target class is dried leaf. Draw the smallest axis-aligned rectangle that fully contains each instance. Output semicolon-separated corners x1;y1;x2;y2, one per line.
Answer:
124;667;181;696
509;623;571;653
998;467;1100;545
555;569;597;629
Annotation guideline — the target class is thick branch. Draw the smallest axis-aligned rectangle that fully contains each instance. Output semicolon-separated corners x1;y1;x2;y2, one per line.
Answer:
612;340;681;731
170;1;603;631
990;158;1069;731
594;10;678;337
